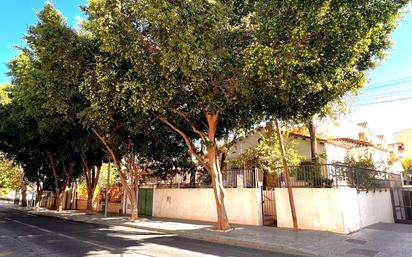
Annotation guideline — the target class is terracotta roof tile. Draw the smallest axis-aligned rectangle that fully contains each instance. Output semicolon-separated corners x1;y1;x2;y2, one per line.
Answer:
332;138;374;148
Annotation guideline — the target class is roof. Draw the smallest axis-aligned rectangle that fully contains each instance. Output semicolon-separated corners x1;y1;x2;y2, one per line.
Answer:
332;138;387;151
357;122;368;128
288;132;355;149
288;132;328;143
333;138;373;148
377;135;384;140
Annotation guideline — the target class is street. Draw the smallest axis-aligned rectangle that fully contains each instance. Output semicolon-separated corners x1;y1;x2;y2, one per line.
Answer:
0;206;298;257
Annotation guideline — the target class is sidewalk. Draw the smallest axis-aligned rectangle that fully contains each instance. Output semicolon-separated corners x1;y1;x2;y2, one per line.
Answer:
4;203;412;257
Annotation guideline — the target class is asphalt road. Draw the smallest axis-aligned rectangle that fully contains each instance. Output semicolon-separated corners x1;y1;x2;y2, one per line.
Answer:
0;206;300;257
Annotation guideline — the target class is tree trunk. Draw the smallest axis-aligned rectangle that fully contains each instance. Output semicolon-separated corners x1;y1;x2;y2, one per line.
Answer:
274;119;298;230
189;168;196;187
57;190;65;212
159;112;230;230
308;118;318;163
21;184;27;207
220;152;226;171
35;183;43;209
208;150;230;230
81;154;102;214
86;191;94;213
263;170;268;190
54;188;60;211
130;193;138;221
92;130;137;220
48;153;62;211
206;113;230;231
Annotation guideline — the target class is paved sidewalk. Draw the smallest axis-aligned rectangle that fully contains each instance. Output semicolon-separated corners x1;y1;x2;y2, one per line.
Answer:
3;202;412;257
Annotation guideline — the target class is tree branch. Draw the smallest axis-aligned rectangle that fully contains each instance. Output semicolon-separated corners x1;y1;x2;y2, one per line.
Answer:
91;128;132;197
160;118;210;172
170;109;208;142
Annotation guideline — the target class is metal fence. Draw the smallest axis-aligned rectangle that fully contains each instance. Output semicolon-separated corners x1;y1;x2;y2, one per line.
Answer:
141;169;259;188
223;169;258;188
139;164;402;191
274;164;402;191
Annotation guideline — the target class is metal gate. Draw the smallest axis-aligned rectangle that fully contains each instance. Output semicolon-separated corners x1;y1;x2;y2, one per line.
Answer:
138;188;153;216
391;188;412;224
261;188;276;226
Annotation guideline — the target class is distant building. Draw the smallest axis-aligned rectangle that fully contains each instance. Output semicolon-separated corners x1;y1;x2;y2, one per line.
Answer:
394;128;412;158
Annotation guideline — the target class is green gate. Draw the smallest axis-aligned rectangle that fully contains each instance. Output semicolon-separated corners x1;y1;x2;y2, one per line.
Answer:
138;188;153;216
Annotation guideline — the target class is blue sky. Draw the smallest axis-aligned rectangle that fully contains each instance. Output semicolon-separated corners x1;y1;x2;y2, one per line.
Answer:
0;0;87;84
364;7;412;86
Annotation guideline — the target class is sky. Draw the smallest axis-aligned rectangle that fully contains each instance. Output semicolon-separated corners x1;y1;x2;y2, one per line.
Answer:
0;1;411;140
0;0;87;84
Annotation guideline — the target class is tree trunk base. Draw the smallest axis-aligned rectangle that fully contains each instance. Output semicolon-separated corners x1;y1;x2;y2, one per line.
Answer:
130;211;138;221
213;225;232;231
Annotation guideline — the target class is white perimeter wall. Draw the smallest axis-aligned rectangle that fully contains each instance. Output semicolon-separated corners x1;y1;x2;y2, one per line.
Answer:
276;188;394;234
152;188;263;226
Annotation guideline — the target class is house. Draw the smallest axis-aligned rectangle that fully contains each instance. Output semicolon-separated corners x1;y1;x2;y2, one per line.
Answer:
225;127;349;167
226;121;404;174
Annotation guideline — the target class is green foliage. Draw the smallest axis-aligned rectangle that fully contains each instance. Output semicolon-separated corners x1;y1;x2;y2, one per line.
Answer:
340;152;385;190
2;3;93;196
245;0;408;122
402;157;412;173
0;154;22;195
77;182;100;200
81;0;408;175
343;153;376;170
98;162;120;187
0;84;12;105
229;130;302;171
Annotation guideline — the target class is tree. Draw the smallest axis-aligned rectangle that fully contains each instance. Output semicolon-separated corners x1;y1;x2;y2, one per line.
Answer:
5;4;93;211
243;0;408;230
80;147;104;213
83;0;261;231
82;0;407;230
79;82;193;220
77;41;193;220
0;154;22;196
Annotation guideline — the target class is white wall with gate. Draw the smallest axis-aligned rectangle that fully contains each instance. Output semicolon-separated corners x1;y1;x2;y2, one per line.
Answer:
275;188;394;234
152;188;263;226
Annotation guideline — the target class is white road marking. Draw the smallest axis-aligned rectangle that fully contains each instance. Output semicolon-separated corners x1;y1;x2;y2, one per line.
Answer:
4;217;118;252
0;251;12;257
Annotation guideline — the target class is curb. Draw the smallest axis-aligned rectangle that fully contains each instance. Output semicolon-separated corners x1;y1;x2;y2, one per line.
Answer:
13;207;318;257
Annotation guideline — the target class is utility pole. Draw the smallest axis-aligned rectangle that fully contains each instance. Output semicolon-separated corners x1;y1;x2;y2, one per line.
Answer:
104;161;110;217
274;119;298;230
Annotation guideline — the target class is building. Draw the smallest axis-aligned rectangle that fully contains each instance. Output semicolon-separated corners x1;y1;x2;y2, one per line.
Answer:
226;121;404;173
394;128;412;158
